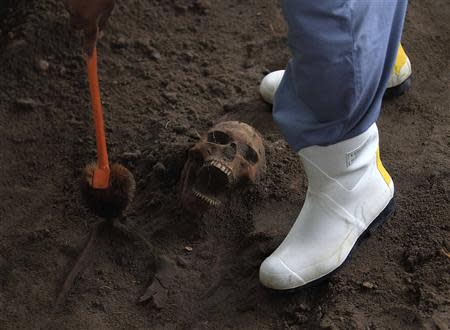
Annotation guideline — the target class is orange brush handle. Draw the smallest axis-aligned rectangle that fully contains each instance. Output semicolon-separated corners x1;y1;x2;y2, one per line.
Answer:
86;47;110;189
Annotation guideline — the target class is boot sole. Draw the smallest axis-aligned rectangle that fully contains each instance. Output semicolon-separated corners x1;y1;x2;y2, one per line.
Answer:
266;197;396;293
383;76;412;99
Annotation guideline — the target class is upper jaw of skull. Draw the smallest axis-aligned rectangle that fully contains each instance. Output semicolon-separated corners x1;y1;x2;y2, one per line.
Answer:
185;151;235;208
204;159;233;183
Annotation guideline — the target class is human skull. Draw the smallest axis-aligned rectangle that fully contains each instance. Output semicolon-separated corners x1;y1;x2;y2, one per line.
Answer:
180;121;266;212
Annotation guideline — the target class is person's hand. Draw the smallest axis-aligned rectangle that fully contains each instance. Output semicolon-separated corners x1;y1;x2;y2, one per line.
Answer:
63;0;115;56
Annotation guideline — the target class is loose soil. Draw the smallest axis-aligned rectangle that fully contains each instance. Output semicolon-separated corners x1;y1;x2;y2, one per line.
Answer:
0;0;449;329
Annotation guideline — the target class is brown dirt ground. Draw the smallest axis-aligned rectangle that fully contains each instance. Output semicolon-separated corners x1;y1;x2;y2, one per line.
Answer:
0;0;449;329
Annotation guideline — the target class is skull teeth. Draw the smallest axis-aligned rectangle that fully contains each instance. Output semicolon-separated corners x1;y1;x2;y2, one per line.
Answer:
193;189;220;207
208;160;232;178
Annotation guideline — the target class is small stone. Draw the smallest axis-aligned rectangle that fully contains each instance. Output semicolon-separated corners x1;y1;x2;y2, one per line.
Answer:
298;303;310;311
362;281;375;289
150;49;161;61
121;150;142;161
184;246;193;252
36;59;49;72
162;92;178;104
14;98;38;111
152;162;167;174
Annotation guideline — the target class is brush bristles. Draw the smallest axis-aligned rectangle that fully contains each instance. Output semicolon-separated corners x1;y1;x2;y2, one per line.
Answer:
81;163;136;219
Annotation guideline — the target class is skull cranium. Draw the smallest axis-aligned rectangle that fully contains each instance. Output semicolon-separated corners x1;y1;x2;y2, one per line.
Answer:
180;121;266;212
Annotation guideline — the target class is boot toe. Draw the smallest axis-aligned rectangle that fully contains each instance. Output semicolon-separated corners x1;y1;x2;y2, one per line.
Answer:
259;70;285;104
259;255;305;290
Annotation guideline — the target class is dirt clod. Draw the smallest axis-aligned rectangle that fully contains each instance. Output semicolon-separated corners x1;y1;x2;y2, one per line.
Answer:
14;98;38;111
80;163;136;219
36;59;49;72
362;281;376;289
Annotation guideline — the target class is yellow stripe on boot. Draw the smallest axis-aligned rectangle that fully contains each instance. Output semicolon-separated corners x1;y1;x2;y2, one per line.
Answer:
387;44;412;91
376;148;392;186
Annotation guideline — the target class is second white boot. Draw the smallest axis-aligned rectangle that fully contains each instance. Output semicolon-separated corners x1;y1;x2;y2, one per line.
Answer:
260;45;412;104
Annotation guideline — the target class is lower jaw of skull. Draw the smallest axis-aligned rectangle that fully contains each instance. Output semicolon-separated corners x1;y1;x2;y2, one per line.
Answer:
189;161;232;208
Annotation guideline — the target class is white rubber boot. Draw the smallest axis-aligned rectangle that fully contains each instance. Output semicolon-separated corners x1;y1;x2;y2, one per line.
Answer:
259;123;395;290
259;70;285;104
260;46;412;104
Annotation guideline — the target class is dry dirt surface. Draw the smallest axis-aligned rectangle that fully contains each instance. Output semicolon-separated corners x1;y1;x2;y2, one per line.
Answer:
0;0;449;329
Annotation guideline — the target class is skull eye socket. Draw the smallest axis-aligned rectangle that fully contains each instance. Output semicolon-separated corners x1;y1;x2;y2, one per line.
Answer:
239;144;259;165
207;131;231;145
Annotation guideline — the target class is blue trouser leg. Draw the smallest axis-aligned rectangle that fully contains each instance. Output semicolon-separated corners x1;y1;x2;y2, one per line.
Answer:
273;0;408;151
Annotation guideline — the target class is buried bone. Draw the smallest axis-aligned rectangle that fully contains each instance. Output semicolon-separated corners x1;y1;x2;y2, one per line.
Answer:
180;121;266;212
